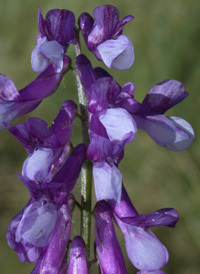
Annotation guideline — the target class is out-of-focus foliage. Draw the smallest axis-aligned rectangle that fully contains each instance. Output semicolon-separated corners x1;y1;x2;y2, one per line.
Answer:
0;1;199;273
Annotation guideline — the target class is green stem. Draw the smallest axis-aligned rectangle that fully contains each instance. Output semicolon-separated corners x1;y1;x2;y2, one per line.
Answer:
74;28;93;259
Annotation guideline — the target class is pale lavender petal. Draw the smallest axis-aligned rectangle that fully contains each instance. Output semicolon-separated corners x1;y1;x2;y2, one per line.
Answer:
122;224;169;271
138;80;188;115
6;200;42;263
93;161;122;203
0;74;19;100
67;236;89;274
94;201;128;274
16;199;58;247
133;114;194;150
31;37;49;73
97;35;134;69
99;108;137;143
40;40;65;72
22;148;62;183
32;195;74;274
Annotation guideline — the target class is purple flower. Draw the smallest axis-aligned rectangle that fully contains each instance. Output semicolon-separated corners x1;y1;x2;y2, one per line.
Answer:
6;103;86;262
0;56;70;130
79;5;134;70
31;194;74;274
6;144;85;263
76;55;137;202
94;200;128;274
31;9;76;73
67;236;89;274
108;186;179;272
130;80;195;150
77;55;194;151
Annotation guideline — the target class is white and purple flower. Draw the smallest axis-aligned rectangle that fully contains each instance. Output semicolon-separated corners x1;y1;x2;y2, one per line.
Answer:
31;9;76;73
79;5;134;70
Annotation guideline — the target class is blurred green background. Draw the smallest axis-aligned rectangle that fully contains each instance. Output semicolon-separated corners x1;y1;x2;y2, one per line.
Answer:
0;0;199;273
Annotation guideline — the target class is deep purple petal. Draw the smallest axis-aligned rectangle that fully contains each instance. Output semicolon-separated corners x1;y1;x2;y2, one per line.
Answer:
121;208;179;228
76;54;98;99
78;12;94;44
87;132;124;163
20;56;71;100
133;114;195;150
49;100;77;146
88;77;120;113
93;161;122;203
87;5;120;50
50;144;86;198
31;195;74;274
5;100;76;153
97;34;134;69
67;236;89;274
138;80;188;115
108;185;138;218
94;201;128;274
114;15;134;38
45;9;76;46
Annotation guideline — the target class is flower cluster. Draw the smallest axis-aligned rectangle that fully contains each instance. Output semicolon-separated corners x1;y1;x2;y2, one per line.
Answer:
1;5;194;274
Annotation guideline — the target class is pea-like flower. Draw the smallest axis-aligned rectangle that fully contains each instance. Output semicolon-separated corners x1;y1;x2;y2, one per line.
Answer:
6;103;86;263
0;56;70;130
79;5;134;70
76;55;137;203
31;8;76;73
108;186;179;272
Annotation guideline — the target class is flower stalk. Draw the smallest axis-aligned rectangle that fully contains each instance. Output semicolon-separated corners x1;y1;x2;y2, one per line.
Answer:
74;28;93;259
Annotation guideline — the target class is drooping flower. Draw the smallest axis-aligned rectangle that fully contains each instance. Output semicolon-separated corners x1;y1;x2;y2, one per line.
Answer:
108;186;179;272
31;9;76;73
94;200;128;274
76;54;137;203
78;5;134;70
31;194;74;274
77;54;194;151
129;80;195;150
6;144;85;263
0;56;70;130
6;103;86;262
67;236;89;274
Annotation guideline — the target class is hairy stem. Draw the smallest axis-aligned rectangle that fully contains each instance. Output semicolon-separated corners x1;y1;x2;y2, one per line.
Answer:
74;28;93;259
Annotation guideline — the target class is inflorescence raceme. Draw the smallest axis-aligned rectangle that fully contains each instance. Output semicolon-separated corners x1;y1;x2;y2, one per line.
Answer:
1;5;194;274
